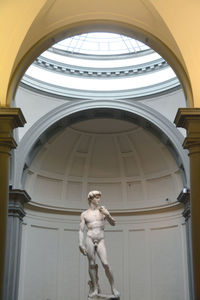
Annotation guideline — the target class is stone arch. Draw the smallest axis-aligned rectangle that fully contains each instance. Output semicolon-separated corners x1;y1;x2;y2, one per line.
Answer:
13;99;189;190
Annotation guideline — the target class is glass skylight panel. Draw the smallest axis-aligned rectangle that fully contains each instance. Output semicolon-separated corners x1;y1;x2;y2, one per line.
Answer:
52;32;149;55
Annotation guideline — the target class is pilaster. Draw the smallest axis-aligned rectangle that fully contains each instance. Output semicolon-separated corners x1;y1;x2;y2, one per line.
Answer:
177;188;194;300
175;108;200;300
3;188;31;300
0;108;26;299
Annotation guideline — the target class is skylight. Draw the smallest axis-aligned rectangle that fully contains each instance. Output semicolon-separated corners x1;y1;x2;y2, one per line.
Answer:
22;32;180;98
52;32;149;55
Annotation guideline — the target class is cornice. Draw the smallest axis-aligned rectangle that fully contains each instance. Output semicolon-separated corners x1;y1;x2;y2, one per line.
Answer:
34;56;168;78
49;47;154;60
0;108;26;128
174;108;200;129
21;76;180;100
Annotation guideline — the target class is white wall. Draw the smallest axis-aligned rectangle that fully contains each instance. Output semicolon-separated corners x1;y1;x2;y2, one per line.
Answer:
15;86;66;140
18;209;189;300
141;89;186;123
141;89;186;136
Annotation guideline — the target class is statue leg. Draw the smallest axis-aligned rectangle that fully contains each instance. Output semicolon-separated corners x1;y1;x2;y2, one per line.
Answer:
97;239;120;297
95;263;101;294
86;237;99;297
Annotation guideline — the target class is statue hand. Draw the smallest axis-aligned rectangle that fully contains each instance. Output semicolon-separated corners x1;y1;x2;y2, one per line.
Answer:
99;206;110;217
79;245;87;256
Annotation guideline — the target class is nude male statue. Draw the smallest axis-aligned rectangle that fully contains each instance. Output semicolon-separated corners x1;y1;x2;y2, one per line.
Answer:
79;190;120;298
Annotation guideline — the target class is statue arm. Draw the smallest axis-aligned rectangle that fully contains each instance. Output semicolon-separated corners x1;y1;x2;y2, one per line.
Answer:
106;213;116;226
79;212;87;256
99;206;116;226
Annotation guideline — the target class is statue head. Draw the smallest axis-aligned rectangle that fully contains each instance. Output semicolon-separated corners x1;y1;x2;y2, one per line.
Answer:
88;190;102;205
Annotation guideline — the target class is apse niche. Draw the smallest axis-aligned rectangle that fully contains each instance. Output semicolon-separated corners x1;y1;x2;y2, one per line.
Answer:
24;118;183;212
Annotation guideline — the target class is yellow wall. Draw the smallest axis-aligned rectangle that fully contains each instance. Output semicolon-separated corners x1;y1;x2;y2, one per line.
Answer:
0;0;199;107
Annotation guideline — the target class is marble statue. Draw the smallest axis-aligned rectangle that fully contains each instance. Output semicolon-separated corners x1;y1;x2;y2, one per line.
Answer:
79;190;120;299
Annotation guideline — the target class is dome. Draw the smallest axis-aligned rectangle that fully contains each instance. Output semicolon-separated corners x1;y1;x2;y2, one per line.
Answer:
25;118;183;212
21;32;179;99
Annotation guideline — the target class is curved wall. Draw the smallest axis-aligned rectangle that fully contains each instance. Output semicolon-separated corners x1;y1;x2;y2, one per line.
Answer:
24;119;183;211
18;209;189;300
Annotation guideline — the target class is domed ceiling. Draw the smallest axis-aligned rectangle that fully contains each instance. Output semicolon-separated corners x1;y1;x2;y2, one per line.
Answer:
21;32;180;99
25;119;183;212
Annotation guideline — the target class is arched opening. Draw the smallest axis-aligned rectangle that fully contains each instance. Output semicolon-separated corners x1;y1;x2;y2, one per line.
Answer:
13;101;189;189
9;20;192;107
16;105;190;299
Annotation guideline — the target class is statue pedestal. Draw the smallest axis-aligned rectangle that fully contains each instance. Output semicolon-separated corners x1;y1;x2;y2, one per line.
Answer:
88;294;120;300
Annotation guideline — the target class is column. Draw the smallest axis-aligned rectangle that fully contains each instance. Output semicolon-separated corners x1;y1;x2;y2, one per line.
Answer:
0;108;26;299
175;108;200;300
177;188;194;300
3;188;31;300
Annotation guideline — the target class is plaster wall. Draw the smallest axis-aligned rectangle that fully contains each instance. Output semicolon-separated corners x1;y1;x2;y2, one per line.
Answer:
141;89;186;123
15;86;186;141
15;86;66;141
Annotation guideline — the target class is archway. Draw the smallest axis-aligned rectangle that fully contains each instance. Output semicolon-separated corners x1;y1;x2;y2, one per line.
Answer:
9;20;192;107
13;100;189;190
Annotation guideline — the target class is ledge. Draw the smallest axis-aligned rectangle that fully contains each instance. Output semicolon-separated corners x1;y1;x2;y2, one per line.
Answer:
34;56;168;78
25;200;183;216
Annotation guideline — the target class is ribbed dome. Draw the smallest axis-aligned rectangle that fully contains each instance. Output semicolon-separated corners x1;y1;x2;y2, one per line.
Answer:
25;119;183;211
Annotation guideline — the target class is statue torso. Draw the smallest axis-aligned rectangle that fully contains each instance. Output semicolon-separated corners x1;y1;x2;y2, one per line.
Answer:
84;209;105;240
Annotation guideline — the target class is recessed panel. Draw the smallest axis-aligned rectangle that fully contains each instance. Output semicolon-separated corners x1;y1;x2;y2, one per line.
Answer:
117;135;132;153
127;181;144;202
89;136;120;178
40;130;80;174
66;181;83;203
128;230;148;300
123;156;140;177
69;156;86;177
62;230;81;300
76;135;91;153
35;175;63;205
22;225;58;300
129;130;168;175
150;226;185;300
146;175;175;202
87;182;122;205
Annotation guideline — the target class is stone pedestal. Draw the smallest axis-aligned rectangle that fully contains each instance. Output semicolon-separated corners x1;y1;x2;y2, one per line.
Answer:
88;294;120;300
3;188;31;300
